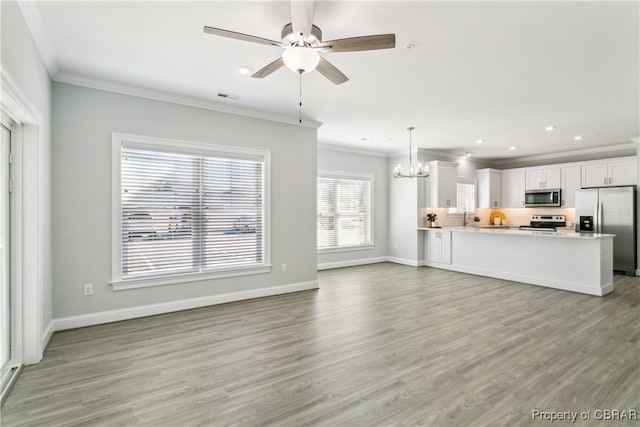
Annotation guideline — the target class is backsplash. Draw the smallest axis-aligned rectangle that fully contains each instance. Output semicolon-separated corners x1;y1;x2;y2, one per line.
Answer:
421;208;576;228
495;208;575;227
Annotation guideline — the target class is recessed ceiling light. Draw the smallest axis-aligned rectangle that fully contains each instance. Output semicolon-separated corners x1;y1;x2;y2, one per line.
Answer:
545;126;556;131
509;146;516;150
574;135;584;141
236;66;253;76
476;139;484;144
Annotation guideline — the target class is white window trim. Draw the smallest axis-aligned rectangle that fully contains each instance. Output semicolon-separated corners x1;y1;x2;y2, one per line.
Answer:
111;133;271;291
448;177;478;215
318;244;375;254
317;169;374;252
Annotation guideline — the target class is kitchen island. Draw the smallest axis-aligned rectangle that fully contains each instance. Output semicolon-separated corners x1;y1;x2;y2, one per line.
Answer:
418;227;615;296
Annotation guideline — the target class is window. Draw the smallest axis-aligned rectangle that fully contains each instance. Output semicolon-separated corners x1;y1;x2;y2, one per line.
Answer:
317;172;373;251
112;134;270;288
449;179;476;214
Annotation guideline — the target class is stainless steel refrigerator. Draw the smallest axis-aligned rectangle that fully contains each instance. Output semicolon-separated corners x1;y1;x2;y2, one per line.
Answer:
575;186;637;275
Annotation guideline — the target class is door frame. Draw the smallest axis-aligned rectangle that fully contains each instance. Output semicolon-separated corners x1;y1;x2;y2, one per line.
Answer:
0;118;18;403
1;70;47;371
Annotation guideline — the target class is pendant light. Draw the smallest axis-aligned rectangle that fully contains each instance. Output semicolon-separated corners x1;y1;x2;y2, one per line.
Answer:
393;127;429;178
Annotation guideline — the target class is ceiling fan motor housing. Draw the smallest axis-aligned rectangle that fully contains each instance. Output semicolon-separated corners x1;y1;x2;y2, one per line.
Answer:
281;23;322;46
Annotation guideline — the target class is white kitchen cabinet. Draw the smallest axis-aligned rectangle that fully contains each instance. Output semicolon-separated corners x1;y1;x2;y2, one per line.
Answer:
501;170;525;208
525;167;561;190
609;160;637;185
561;166;581;207
426;229;451;264
477;169;501;208
428;161;457;208
582;158;637;187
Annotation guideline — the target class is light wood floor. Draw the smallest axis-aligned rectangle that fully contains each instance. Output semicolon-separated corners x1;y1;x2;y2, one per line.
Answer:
2;263;639;426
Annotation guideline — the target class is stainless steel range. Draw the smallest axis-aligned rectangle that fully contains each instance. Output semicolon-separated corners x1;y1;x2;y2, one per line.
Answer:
519;215;566;232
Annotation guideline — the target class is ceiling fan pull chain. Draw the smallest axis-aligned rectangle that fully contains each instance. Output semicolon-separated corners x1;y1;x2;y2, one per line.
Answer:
298;70;303;124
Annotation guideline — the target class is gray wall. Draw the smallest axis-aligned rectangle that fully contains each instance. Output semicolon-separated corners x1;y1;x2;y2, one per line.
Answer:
317;147;389;268
1;1;53;347
52;82;317;319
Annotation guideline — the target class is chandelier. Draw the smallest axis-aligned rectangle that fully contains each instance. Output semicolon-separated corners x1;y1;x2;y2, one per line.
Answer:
393;127;430;178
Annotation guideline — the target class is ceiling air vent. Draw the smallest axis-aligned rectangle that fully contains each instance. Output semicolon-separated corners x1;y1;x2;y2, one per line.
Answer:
217;92;239;100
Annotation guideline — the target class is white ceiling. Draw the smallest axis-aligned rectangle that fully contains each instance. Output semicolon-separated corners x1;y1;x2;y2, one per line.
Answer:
26;1;640;159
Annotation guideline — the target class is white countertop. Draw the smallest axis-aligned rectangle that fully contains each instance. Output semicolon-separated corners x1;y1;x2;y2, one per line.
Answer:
417;226;615;239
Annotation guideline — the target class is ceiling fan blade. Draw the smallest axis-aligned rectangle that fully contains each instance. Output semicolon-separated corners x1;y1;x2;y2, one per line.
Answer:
203;26;283;47
290;0;315;41
317;34;396;52
316;57;349;85
251;57;285;79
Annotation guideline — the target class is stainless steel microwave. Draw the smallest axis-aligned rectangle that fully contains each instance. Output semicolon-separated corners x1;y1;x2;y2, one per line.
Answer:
524;188;562;207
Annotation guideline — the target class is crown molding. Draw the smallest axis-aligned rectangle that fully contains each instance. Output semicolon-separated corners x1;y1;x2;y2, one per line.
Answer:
17;0;59;77
53;71;323;129
491;142;637;168
317;143;389;158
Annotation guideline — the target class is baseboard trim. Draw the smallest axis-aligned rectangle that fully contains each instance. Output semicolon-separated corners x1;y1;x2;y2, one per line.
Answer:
386;256;422;267
42;320;55;352
53;280;319;331
318;257;388;270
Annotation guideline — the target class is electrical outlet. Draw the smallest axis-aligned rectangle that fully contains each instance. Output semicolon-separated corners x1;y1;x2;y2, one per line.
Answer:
83;283;93;296
281;263;287;272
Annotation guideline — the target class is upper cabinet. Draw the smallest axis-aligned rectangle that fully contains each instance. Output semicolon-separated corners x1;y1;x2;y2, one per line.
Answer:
468;156;636;210
427;161;457;208
561;166;581;207
477;169;501;208
501;170;525;208
582;158;637;188
525;167;561;190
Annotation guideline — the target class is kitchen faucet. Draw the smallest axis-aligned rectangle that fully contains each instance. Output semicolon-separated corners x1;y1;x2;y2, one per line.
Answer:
463;211;468;226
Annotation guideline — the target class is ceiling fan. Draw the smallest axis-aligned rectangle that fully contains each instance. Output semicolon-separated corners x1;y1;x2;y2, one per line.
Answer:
203;0;396;85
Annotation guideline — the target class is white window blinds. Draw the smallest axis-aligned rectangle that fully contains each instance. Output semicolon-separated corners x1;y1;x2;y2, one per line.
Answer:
317;175;372;250
120;144;265;280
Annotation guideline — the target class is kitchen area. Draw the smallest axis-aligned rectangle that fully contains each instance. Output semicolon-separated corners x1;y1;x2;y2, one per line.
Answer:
416;154;638;296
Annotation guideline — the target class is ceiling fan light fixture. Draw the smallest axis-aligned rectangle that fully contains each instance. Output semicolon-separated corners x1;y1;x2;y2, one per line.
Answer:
282;47;320;73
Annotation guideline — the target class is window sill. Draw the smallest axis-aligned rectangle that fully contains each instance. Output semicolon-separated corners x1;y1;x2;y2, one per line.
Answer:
111;264;272;291
318;244;375;254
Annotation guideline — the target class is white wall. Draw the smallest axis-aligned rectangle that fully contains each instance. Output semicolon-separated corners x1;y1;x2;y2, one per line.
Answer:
52;82;317;321
388;154;419;265
317;147;389;269
1;1;53;362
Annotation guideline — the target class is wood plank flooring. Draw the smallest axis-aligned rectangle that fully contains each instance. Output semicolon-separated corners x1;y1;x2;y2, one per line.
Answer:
2;263;639;426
